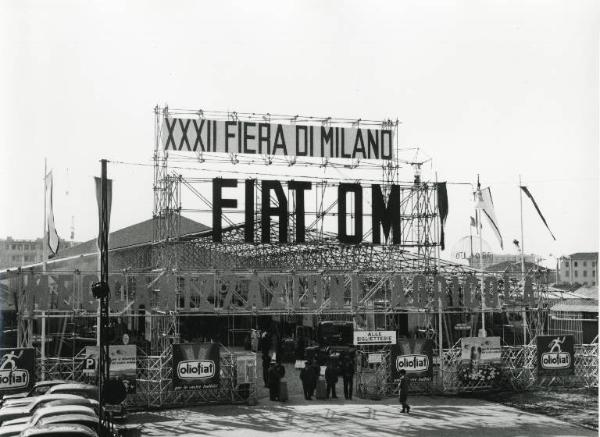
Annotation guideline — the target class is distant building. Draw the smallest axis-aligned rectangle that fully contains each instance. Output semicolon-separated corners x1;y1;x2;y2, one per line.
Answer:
0;236;79;270
467;252;537;270
558;252;598;287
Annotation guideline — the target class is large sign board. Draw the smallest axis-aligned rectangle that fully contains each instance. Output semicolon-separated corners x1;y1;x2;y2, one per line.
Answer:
0;348;35;393
83;345;137;393
536;335;575;376
9;270;538;315
353;331;397;346
460;337;502;364
391;339;433;381
162;117;394;160
172;343;220;390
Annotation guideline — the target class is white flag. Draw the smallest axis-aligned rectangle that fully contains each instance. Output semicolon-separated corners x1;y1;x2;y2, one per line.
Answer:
475;187;503;249
45;171;60;257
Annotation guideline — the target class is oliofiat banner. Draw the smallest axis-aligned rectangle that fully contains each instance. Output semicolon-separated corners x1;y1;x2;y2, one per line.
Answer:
0;348;35;393
391;339;433;382
173;343;220;390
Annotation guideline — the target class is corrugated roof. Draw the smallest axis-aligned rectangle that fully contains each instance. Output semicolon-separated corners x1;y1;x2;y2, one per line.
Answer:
568;252;598;261
550;298;598;313
573;286;599;300
54;215;209;259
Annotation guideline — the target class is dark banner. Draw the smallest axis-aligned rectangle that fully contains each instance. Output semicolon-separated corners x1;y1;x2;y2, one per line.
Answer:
172;343;220;390
536;335;575;376
390;339;433;382
83;345;137;394
0;348;35;393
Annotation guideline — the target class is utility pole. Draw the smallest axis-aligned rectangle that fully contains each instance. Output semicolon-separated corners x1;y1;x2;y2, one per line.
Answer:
98;159;110;435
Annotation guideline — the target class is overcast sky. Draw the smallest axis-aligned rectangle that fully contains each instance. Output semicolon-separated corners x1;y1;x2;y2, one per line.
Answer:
1;0;598;264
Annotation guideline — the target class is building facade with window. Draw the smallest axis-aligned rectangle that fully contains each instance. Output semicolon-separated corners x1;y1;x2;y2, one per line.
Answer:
558;252;598;286
0;237;79;270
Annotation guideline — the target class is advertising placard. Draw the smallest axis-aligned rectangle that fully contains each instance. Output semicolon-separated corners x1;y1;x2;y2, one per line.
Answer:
536;335;575;376
368;353;383;364
162;117;394;160
353;331;397;346
83;345;137;393
460;337;501;364
0;348;35;393
390;339;433;381
172;343;220;390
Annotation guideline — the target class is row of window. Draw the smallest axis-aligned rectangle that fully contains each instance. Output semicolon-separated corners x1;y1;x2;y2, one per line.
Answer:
10;254;37;262
564;260;597;268
572;270;596;278
5;243;41;251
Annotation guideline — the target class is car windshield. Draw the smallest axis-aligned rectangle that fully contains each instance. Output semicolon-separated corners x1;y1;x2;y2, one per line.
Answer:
33;386;51;395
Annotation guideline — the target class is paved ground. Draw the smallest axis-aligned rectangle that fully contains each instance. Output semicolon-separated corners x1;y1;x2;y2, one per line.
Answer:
130;392;596;437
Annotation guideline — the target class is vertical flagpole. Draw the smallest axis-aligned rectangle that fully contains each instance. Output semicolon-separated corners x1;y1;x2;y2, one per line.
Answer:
43;158;47;265
42;159;47;379
519;175;527;345
519;175;526;279
477;176;486;337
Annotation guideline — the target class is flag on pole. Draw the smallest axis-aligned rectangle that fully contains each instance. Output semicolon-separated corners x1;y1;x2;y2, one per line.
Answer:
520;186;556;241
475;187;503;249
45;171;60;258
470;216;477;228
436;182;449;250
94;177;113;251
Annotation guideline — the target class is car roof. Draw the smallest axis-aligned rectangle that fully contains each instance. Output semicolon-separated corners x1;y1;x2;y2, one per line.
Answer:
38;414;98;425
0;423;27;436
34;380;68;387
21;423;98;437
47;384;97;391
46;399;98;407
32;405;96;419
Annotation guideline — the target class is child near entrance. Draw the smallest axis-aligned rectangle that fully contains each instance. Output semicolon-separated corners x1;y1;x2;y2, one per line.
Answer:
398;369;410;413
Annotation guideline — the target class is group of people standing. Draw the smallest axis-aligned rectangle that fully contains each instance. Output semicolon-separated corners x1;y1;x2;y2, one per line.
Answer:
300;356;355;401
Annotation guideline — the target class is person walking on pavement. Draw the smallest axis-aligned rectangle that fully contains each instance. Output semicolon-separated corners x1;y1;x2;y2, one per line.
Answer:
398;369;410;413
325;359;339;399
300;360;317;400
268;361;281;401
342;356;355;400
262;354;271;388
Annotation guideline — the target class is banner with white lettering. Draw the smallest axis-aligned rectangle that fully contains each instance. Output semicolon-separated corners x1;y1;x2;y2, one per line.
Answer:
391;339;433;382
353;330;397;346
172;343;220;390
536;335;574;376
0;348;35;393
162;118;394;160
460;337;501;364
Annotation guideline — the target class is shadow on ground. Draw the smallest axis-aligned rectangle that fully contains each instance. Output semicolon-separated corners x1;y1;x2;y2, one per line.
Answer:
131;395;596;437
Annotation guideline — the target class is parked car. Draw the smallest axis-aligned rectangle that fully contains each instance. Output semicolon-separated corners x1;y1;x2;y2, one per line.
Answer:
35;413;99;430
0;424;23;437
46;384;97;400
1;405;96;434
1;391;81;410
20;424;98;437
2;398;99;426
0;380;68;406
0;394;84;425
45;398;99;415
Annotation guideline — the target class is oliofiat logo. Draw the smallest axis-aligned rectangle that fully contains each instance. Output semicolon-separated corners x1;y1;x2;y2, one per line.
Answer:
541;337;571;369
0;350;29;390
177;360;216;379
396;354;429;372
